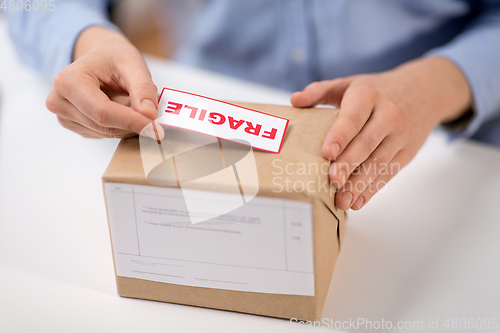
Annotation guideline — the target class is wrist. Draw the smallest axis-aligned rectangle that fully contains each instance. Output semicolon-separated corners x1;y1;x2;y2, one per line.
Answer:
395;57;472;125
73;26;130;61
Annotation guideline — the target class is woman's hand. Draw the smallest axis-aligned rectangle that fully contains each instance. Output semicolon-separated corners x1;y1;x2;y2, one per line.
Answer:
46;26;163;139
291;57;472;211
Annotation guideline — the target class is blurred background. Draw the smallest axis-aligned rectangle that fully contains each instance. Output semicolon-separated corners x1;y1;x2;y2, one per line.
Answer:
110;0;170;57
0;0;174;60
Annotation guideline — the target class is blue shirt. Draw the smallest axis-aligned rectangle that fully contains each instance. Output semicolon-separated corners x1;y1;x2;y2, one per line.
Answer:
6;0;500;146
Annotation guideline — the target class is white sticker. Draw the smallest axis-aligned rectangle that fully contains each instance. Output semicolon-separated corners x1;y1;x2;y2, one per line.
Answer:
156;88;289;153
105;183;315;296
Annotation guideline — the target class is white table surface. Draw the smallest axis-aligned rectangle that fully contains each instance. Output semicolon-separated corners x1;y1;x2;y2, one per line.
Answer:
1;17;499;333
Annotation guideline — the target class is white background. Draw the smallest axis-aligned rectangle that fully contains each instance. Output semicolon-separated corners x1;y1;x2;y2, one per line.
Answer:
1;16;499;332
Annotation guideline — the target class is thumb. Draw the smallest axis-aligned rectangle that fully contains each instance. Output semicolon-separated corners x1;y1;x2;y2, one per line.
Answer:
117;54;165;140
119;57;159;121
290;77;354;108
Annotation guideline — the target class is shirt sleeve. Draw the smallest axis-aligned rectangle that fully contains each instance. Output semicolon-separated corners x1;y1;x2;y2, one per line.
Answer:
5;0;120;79
425;1;500;139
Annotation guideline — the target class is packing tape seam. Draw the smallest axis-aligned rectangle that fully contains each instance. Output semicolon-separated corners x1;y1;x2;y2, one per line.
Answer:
320;200;341;251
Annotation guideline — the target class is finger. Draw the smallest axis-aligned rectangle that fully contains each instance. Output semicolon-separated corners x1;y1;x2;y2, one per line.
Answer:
57;116;137;139
57;116;106;138
290;78;353;108
54;69;162;138
116;54;159;120
322;84;377;161
47;89;135;138
328;109;392;188
107;93;131;107
337;150;410;210
334;137;403;210
109;57;166;140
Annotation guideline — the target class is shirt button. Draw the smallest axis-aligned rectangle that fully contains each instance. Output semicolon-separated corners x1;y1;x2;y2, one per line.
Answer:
290;49;306;64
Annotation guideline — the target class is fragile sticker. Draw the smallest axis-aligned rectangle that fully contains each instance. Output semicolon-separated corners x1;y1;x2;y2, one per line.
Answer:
156;88;289;153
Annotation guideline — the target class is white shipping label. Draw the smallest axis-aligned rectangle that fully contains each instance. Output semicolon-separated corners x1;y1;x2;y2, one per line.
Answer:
105;183;315;296
156;88;289;153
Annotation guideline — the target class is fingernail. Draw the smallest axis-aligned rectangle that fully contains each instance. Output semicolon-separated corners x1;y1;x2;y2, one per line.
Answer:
353;195;365;210
141;99;157;116
330;143;340;160
341;190;353;209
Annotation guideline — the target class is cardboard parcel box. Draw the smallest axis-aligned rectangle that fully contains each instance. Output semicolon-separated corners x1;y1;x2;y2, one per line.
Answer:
103;102;346;321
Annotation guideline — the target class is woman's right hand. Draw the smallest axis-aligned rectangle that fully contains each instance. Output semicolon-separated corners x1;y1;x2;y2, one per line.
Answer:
46;26;163;139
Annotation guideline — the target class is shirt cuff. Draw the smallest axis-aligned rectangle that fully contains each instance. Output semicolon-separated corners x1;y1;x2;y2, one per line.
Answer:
7;1;120;79
424;28;500;140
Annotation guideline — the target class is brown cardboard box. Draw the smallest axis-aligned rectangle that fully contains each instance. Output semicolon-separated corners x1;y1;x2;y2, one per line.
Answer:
103;102;346;321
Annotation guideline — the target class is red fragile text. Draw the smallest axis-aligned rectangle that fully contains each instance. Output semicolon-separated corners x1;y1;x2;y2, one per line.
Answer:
164;101;278;140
